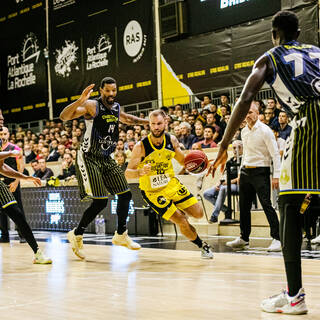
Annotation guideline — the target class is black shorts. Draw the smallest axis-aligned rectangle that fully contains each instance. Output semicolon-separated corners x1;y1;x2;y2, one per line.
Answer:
76;150;129;200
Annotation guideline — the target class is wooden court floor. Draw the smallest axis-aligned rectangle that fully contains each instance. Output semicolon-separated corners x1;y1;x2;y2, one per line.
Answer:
0;238;319;320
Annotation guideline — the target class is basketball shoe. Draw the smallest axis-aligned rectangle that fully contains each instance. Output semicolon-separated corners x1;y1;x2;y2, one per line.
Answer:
311;234;320;244
33;249;52;264
226;237;249;249
261;288;308;314
112;230;141;250
67;228;85;260
201;242;214;259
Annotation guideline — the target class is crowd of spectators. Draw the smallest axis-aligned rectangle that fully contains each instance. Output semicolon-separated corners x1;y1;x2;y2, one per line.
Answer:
7;95;292;179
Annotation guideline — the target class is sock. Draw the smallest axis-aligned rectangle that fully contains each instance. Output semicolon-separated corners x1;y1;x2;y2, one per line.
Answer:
116;191;132;235
75;199;108;235
285;261;302;297
3;204;38;253
191;235;203;248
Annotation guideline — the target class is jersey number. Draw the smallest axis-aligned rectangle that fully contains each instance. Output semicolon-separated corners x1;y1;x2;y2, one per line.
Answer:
108;124;115;133
284;52;320;77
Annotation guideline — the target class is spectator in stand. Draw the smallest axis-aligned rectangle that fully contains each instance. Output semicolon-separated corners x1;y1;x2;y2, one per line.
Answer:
208;104;222;125
41;147;50;161
57;144;66;161
47;139;60;162
57;153;76;180
115;139;125;153
35;159;54;180
75;128;83;139
204;140;243;223
194;123;204;143
134;125;142;134
141;129;149;140
139;111;146;119
179;122;196;150
206;112;220;142
173;124;182;140
264;107;277;127
276;111;292;141
61;134;72;149
119;130;127;144
219;95;232;114
168;106;175;117
79;120;86;131
114;150;127;172
258;113;266;123
24;144;36;163
267;97;280;117
224;114;231;124
255;99;266;114
191;143;202;151
187;114;196;134
176;109;183;121
191;107;199;118
202;95;213;111
134;132;141;142
126;129;134;143
197;126;217;149
182;111;189;122
125;140;135;161
71;136;80;150
71;149;77;160
30;159;40;177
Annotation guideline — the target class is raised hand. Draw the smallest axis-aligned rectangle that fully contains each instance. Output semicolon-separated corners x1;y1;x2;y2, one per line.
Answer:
207;146;228;178
79;84;95;104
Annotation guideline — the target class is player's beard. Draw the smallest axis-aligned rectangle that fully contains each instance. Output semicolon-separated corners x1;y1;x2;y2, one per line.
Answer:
151;128;165;138
106;96;115;105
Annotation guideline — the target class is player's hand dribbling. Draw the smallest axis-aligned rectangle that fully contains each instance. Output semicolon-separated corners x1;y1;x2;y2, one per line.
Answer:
79;84;95;104
26;176;42;187
207;145;228;178
138;164;151;177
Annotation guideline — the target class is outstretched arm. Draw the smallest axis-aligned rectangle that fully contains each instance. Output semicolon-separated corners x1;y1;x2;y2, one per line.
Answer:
60;84;97;120
120;111;149;126
208;55;271;176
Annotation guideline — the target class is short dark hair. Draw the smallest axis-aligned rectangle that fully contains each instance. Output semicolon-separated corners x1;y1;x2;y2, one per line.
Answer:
31;159;38;164
100;77;116;88
272;10;299;39
204;125;215;134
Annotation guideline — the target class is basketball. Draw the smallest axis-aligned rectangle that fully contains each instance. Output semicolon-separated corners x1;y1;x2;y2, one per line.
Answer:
184;150;208;173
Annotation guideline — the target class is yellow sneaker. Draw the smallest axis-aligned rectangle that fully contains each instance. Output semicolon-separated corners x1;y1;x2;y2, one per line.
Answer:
112;230;141;250
67;228;85;260
33;249;52;264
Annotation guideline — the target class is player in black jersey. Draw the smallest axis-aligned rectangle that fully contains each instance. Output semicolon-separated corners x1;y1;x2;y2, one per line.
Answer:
208;11;318;314
60;77;149;259
0;110;51;264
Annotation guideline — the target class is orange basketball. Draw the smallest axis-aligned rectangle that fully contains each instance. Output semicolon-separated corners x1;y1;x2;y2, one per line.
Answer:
184;150;208;174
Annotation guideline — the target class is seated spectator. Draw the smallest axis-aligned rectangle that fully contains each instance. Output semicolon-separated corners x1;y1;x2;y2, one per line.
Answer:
141;129;149;140
206;112;221;142
40;147;50;161
57;144;66;161
47;139;60;162
114;150;127;171
125;140;135;161
197;126;217;148
71;149;77;160
119;130;127;143
71;136;80;150
24;144;36;163
274;111;292;141
173;125;182;140
258;113;266;123
191;143;202;150
264;107;276;127
57;153;76;180
187;114;196;133
30;159;40;177
203;140;242;222
218;95;232;114
35;159;54;180
202;95;213;111
267;97;280;117
179;122;196;150
194;123;204;143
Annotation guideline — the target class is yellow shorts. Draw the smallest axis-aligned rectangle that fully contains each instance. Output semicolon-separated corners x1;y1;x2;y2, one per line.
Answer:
141;177;198;220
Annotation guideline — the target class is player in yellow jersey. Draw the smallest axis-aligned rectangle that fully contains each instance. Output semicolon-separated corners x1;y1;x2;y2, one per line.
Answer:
125;109;214;259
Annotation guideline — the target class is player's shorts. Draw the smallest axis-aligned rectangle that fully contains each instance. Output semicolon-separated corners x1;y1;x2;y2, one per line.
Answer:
141;177;198;220
76;150;129;200
280;100;320;195
0;180;17;209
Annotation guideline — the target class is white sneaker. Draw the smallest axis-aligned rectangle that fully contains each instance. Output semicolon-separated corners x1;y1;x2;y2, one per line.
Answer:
201;242;214;259
267;239;281;252
226;237;249;249
67;228;85;260
261;288;308;314
112;230;141;250
33;249;52;264
311;234;320;244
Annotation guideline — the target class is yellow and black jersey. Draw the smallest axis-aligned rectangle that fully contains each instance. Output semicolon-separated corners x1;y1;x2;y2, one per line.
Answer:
138;133;176;192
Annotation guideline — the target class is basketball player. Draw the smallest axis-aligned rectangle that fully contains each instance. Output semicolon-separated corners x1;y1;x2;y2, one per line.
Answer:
209;11;319;314
125;109;214;259
60;77;149;260
0;127;27;243
0;111;51;264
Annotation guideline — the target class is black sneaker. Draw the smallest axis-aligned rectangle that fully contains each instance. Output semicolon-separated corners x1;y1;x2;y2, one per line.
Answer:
209;216;218;223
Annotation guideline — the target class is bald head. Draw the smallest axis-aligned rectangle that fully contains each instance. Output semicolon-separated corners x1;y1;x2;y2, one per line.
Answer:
1;127;9;142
